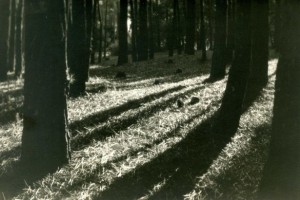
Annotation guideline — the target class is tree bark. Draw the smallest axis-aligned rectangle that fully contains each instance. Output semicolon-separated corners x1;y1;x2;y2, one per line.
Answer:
98;1;103;63
103;0;108;59
213;0;251;137
130;0;137;62
22;0;70;175
210;0;227;80
226;0;235;64
0;1;10;82
14;0;24;77
67;0;92;97
8;0;16;72
200;0;206;61
117;0;128;65
185;0;195;55
138;0;148;61
258;1;300;199
148;0;154;59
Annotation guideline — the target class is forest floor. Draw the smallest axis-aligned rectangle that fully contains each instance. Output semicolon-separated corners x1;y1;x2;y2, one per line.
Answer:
0;51;277;200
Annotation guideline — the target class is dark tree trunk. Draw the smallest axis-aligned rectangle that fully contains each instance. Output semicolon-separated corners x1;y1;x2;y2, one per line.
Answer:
98;2;103;63
226;0;235;64
213;0;251;137
200;0;206;61
14;0;24;78
154;0;161;51
208;0;213;50
167;6;174;58
0;1;10;82
103;0;108;59
130;0;137;62
250;0;269;86
258;2;300;199
90;0;97;65
174;0;182;55
148;0;154;59
22;0;70;175
138;0;148;61
68;0;92;97
185;0;195;55
210;0;227;80
85;0;93;64
8;0;16;72
273;0;281;51
117;0;128;65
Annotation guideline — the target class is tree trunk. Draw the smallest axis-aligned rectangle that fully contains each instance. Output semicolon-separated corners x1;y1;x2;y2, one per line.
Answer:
98;2;103;63
208;0;213;50
273;0;281;51
90;0;97;65
213;0;251;137
67;0;92;97
148;0;154;59
22;0;70;175
210;0;227;81
200;0;206;61
130;0;137;62
138;0;148;61
154;0;161;51
226;0;235;64
0;1;10;82
117;0;128;65
167;6;174;58
14;0;23;78
103;0;108;59
8;0;16;72
185;0;195;55
250;0;269;86
258;2;300;199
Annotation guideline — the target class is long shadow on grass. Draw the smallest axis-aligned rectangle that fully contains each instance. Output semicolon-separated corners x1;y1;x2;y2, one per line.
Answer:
0;85;203;169
70;85;186;132
96;81;268;200
72;85;205;150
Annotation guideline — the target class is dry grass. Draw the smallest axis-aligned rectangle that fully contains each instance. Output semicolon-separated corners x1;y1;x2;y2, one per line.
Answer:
0;52;277;200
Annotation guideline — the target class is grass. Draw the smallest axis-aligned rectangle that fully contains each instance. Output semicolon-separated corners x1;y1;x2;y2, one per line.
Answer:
0;51;277;200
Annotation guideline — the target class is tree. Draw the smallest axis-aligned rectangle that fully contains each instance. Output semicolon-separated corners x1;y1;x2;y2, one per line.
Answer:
199;0;207;61
0;1;10;82
213;0;252;137
7;0;16;72
249;0;269;87
209;0;227;81
185;0;196;55
138;0;148;61
21;0;70;174
117;0;128;65
258;1;300;199
67;0;92;97
129;0;138;62
14;0;24;77
148;0;154;59
226;0;235;64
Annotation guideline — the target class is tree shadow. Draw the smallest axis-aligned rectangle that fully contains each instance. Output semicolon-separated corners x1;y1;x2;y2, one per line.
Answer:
0;160;58;199
72;85;205;150
96;77;267;200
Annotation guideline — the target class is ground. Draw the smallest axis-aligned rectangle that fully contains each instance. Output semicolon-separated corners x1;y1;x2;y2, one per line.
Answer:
0;51;277;200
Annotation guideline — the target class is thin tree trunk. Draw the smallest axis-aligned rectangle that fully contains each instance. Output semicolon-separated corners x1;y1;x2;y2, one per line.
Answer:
90;0;97;64
185;0;196;55
200;0;206;60
138;0;148;61
117;0;128;65
130;0;137;62
103;0;108;59
98;2;103;63
155;0;161;51
208;0;213;50
148;0;154;59
213;0;252;137
14;0;23;78
8;0;16;72
0;1;10;82
22;0;70;175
